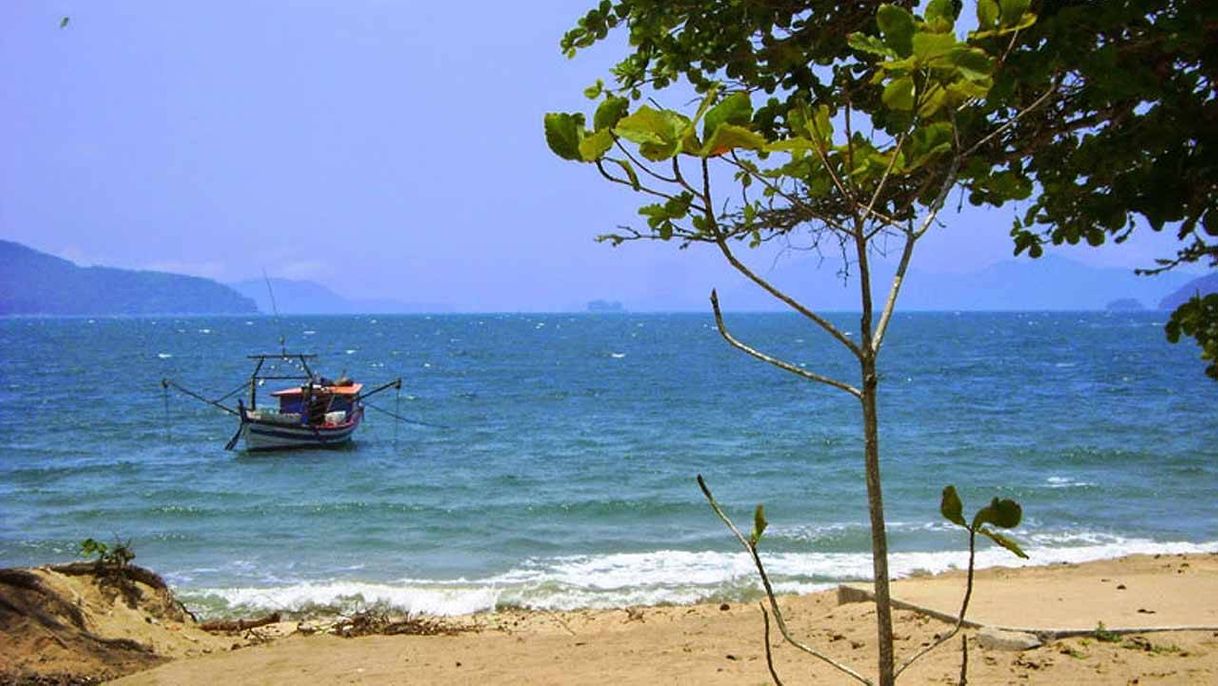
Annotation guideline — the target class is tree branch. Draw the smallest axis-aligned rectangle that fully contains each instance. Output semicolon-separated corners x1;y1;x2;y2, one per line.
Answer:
871;230;917;356
595;160;708;213
761;605;786;686
711;290;862;398
960;84;1058;159
697;475;872;686
614;141;678;184
708;224;863;358
894;529;978;678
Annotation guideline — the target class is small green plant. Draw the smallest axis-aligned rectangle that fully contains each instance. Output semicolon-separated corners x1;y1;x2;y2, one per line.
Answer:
78;536;136;570
1094;621;1122;643
697;478;1027;684
1059;645;1087;659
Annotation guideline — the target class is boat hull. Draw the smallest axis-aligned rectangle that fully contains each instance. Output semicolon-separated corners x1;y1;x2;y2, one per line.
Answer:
240;408;363;452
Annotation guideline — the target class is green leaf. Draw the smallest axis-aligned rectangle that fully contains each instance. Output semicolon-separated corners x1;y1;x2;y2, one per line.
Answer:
544;112;585;162
848;32;895;58
876;4;915;57
788;104;834;145
614;106;671;145
946;77;992;103
701;124;767;156
978;526;1029;558
882;76;915;111
969;11;1036;40
766;137;818;154
583;79;604;100
972;497;1023;529
911;32;958;64
692;85;720;126
579;129;614;161
615;106;687;161
925;0;958;25
916;84;948;117
977;0;1000;30
594;96;630;132
940;485;967;528
610;158;640;191
998;0;1031;26
947;47;993;82
703;92;753;140
750;504;768;546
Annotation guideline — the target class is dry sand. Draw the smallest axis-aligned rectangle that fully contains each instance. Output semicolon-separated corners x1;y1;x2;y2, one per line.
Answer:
3;554;1215;684
93;553;1218;685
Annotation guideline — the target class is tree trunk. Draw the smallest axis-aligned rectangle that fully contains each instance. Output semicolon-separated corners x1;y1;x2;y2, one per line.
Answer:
861;356;895;686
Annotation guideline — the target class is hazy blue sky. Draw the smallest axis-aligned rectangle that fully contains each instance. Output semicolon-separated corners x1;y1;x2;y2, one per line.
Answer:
0;1;1196;311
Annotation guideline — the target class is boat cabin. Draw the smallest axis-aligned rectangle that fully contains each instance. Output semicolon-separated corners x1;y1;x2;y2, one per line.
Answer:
270;382;363;425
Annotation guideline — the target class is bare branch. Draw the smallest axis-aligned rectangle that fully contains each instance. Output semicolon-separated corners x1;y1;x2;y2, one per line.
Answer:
894;530;977;678
960;84;1058;159
711;290;862;398
725;153;855;236
958;634;969;686
852;214;876;348
697;475;872;686
761;605;786;686
613;141;677;184
861;133;908;225
672;156;699;196
595;160;708;213
872;230;917;355
803;111;857;205
709;232;863;358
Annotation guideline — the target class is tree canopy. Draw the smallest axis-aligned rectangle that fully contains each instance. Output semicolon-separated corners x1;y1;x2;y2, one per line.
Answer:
548;2;1042;683
560;0;1218;377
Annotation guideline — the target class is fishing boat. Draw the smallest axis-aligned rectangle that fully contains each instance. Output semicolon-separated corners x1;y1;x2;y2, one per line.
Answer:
163;352;402;452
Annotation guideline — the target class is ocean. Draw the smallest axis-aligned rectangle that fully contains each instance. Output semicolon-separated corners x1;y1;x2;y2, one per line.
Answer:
1;312;1215;618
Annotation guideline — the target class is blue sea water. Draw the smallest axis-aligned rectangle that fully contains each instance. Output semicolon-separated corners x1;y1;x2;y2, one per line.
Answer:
1;312;1215;617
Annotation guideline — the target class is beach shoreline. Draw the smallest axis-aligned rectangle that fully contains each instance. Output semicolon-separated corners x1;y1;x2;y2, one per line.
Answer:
5;552;1216;684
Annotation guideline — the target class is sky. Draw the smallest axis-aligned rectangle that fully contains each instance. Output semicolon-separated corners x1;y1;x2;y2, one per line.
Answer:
0;1;1199;311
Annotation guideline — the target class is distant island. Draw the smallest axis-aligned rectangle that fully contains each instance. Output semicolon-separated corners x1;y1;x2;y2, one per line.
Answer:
0;240;256;316
586;300;625;313
228;278;451;315
1159;273;1218;310
1105;298;1145;311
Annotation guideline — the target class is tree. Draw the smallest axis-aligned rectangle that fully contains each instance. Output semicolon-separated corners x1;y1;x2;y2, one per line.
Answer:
560;1;1218;378
996;0;1217;379
547;2;1039;683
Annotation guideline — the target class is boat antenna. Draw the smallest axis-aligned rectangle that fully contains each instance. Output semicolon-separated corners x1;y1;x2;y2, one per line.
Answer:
262;268;286;354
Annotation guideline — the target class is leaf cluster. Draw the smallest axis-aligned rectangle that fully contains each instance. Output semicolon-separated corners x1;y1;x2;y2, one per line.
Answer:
1166;293;1218;379
549;2;1041;255
78;536;136;570
940;485;1028;558
559;0;1218;381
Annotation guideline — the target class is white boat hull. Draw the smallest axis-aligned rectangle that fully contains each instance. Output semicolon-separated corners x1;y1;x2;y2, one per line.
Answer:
239;408;363;451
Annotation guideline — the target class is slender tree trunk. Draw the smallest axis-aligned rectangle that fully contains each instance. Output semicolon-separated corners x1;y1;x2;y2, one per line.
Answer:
861;355;895;686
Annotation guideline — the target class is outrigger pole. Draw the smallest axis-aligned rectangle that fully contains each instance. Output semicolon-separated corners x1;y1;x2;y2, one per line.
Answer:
356;378;403;402
160;378;240;416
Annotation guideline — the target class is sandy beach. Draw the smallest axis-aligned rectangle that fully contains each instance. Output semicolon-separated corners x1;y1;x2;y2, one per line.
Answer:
3;553;1215;685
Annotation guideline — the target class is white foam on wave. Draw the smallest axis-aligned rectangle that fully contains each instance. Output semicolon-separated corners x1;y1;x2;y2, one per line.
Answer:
188;580;501;617
184;537;1218;618
1045;475;1096;489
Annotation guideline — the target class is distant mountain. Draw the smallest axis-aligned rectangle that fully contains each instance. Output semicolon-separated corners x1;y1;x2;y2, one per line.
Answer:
587;300;625;312
713;255;1196;312
0;240;257;316
229;278;450;314
1158;273;1218;310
